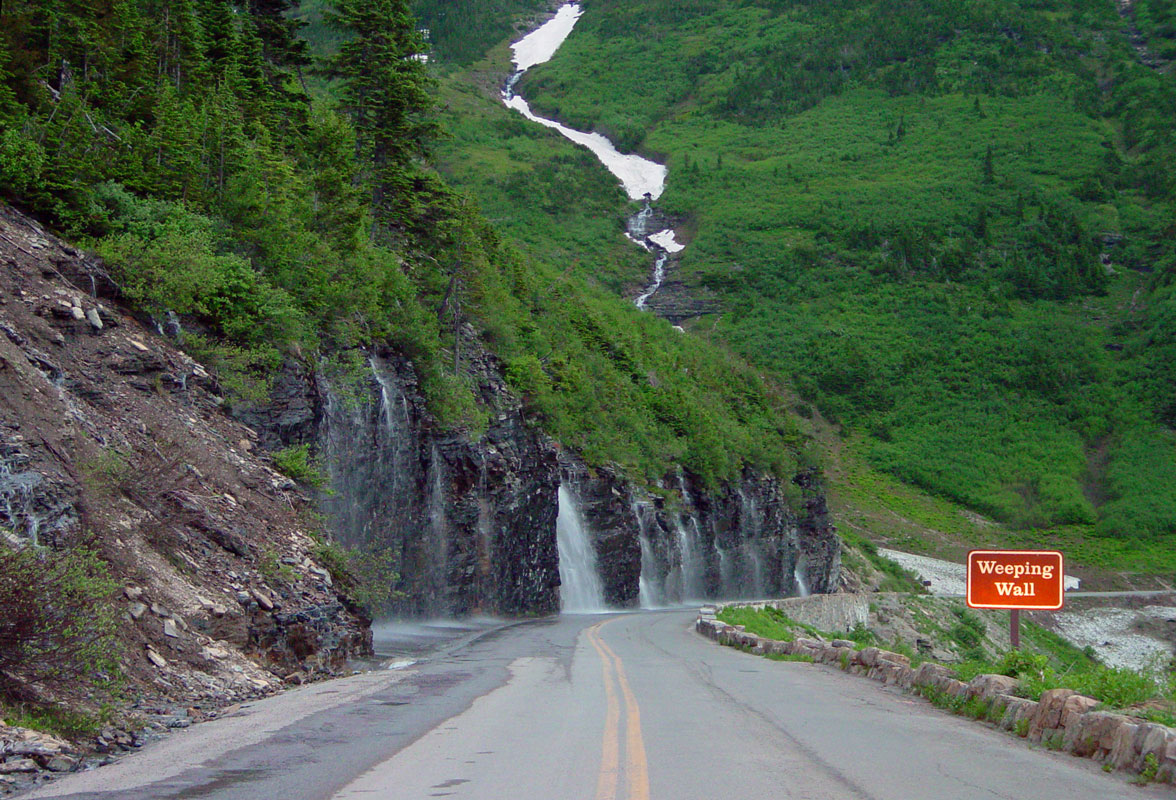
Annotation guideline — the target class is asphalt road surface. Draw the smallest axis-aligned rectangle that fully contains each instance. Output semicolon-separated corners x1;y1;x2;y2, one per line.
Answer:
25;610;1167;800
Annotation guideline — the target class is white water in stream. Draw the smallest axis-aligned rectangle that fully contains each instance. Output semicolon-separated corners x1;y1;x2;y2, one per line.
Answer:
556;485;607;612
503;2;685;311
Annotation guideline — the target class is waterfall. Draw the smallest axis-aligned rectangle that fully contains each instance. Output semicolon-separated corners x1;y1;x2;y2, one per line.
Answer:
674;517;706;600
556;485;606;612
635;251;668;310
0;461;43;546
321;356;456;616
737;489;768;598
794;561;811;597
633;500;664;608
425;445;451;611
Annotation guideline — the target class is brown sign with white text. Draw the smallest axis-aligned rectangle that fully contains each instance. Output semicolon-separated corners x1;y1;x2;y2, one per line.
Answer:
966;550;1065;610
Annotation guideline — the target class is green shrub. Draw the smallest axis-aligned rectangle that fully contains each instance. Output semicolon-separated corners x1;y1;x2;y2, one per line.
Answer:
0;544;121;699
272;444;330;490
313;540;402;616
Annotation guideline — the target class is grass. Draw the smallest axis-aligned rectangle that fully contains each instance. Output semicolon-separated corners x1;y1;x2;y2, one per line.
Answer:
766;653;815;663
1;701;109;739
715;605;797;642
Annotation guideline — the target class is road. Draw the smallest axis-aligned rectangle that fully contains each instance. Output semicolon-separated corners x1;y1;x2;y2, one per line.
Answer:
25;610;1166;800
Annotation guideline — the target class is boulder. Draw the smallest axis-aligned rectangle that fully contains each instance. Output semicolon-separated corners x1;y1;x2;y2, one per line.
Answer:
0;759;37;774
146;647;168;668
43;754;77;772
1059;694;1099;731
1108;721;1141;770
966;674;1019;700
858;647;881;667
913;662;953;690
1029;688;1076;741
1064;712;1130;759
996;695;1035;731
1134;724;1174;774
877;650;911;667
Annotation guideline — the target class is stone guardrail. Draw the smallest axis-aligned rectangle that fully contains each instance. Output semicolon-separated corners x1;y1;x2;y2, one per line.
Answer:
696;604;1176;784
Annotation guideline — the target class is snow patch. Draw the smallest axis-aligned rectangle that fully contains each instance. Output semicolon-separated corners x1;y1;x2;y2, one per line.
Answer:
510;4;583;71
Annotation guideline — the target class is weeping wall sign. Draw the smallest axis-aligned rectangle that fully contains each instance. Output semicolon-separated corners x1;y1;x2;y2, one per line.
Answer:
966;550;1066;611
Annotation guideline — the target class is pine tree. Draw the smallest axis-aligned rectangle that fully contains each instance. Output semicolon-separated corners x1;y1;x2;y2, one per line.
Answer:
328;0;438;236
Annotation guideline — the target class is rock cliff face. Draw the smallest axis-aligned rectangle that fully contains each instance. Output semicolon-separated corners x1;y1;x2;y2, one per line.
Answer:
0;205;369;707
236;341;562;618
317;351;561;617
562;459;840;607
236;348;840;616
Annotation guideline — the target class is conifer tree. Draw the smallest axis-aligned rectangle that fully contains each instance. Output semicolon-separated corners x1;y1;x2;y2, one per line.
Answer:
327;0;438;235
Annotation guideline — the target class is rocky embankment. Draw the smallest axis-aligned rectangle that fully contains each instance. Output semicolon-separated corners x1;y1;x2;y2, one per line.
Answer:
0;205;369;792
237;344;840;615
237;347;562;618
565;461;840;607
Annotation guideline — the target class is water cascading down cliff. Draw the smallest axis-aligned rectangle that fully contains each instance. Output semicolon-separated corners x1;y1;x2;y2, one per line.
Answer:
240;4;840;617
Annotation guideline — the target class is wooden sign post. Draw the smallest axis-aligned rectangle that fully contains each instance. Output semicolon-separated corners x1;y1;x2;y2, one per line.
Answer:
966;550;1065;649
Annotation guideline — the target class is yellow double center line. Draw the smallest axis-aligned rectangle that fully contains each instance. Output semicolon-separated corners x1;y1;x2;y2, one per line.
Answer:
586;621;649;800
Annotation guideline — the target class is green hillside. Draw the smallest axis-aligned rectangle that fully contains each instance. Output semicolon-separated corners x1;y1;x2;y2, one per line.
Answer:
418;0;1176;576
0;0;806;490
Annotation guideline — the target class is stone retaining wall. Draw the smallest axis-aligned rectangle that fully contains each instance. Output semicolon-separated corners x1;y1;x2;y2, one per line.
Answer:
696;608;1176;784
737;594;870;633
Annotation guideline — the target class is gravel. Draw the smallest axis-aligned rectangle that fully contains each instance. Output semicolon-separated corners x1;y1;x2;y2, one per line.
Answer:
879;549;1081;596
1050;606;1175;671
880;549;1174;671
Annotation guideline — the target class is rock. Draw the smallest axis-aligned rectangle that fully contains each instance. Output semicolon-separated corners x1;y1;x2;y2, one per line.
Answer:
913;662;954;689
0;759;37;774
831;639;855;648
966;673;1019;700
162;618;180;638
128;339;149;352
69;306;84;321
85;308;103;330
145;647;168;668
209;604;227;617
1134;724;1173;773
124;586;143;601
201;645;230;661
1059;694;1099;730
43;754;77;772
996;696;1036;731
127;602;147;620
1159;737;1176;783
876;649;910;667
252;589;274;611
1109;721;1141;770
1065;711;1130;758
1029;688;1076;740
8;732;71;758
